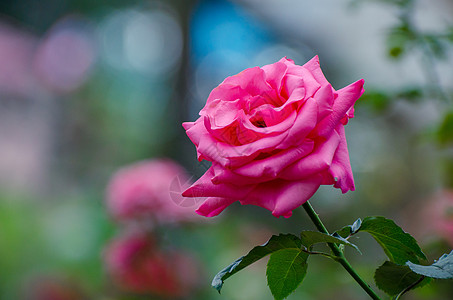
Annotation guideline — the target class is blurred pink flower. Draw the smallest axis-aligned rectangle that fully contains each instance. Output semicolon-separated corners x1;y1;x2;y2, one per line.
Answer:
183;56;364;218
424;190;453;246
106;159;198;224
33;16;96;94
404;190;453;248
0;22;37;96
0;17;96;97
104;231;200;297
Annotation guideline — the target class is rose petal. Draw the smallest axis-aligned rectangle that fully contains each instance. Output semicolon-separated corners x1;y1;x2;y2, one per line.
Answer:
185;119;228;164
279;130;340;180
195;197;237;217
301;55;330;87
233;140;315;178
292;68;321;98
209;98;242;128
240;176;323;217
222;67;273;97
278;97;318;149
206;111;264;145
278;56;295;64
211;162;269;185
214;132;289;168
182;122;194;131
205;84;249;106
261;60;288;92
247;94;280;111
248;102;293;127
312;84;334;121
182;167;255;198
281;74;305;101
329;124;355;193
245;108;297;135
315;79;365;138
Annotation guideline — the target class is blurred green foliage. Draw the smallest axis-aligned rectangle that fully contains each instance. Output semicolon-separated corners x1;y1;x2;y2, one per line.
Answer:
437;112;453;146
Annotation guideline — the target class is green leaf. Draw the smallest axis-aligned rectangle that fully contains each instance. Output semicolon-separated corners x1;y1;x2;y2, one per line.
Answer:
266;249;309;300
212;234;301;292
437;111;453;146
300;230;360;253
374;261;427;296
386;24;415;59
359;91;391;112
335;218;362;239
359;216;426;264
334;227;352;239
395;88;423;102
406;250;453;279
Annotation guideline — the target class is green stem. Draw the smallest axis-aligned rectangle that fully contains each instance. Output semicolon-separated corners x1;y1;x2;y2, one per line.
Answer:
302;201;381;300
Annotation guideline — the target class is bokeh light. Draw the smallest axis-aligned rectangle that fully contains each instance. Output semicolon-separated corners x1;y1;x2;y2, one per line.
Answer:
33;16;96;93
99;7;182;76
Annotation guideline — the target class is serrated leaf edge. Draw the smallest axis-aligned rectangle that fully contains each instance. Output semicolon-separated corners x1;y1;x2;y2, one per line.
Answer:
211;234;302;293
360;216;427;263
266;249;308;300
374;261;423;296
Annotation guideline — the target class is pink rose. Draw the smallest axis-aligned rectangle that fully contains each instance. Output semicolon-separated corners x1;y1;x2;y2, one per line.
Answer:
106;159;197;224
104;231;200;297
428;191;453;247
411;190;453;247
183;56;364;218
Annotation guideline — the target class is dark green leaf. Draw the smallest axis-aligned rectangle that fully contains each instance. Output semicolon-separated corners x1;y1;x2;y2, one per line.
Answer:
335;218;362;239
212;234;301;292
395;88;423;102
389;46;404;58
437;111;453;146
300;231;360;253
359;216;426;264
359;91;391;112
334;227;352;239
266;249;309;300
407;250;453;279
374;261;427;296
386;24;415;59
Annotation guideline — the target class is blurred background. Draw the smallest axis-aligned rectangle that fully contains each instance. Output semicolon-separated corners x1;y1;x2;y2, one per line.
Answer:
0;0;452;299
